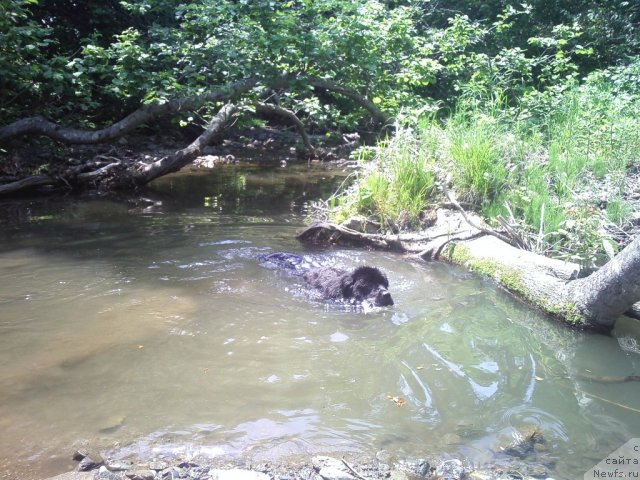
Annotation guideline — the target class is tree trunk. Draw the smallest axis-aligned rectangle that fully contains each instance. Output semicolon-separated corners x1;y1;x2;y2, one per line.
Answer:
0;76;389;195
129;102;240;186
0;75;388;145
567;235;640;329
0;78;262;144
0;175;58;194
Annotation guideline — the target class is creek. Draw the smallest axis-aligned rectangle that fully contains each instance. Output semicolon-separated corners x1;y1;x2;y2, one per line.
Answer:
0;164;639;480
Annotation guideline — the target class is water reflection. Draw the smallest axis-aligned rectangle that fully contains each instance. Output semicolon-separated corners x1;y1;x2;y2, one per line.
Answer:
0;164;638;480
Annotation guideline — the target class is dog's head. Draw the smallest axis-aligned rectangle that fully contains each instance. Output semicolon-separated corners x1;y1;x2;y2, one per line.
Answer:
340;266;394;307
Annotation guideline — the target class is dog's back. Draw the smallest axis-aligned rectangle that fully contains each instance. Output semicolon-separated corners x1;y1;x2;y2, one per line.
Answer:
258;252;315;274
260;252;394;307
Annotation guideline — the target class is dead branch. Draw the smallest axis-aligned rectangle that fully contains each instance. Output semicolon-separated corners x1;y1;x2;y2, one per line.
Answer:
76;162;121;181
441;177;524;249
496;214;530;250
308;77;391;126
130;102;241;186
341;457;369;480
296;221;403;250
0;78;264;144
0;175;57;195
254;102;317;156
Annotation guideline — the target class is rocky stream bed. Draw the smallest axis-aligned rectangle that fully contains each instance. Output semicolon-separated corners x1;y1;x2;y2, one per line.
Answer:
45;437;560;480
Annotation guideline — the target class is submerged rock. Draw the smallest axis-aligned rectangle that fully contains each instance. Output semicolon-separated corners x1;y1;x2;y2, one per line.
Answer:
396;457;431;477
98;414;126;433
124;469;155;480
48;447;557;480
45;473;94;480
388;470;409;480
97;465;123;480
434;459;464;479
312;456;356;480
106;460;133;472
72;449;89;462
209;468;271;480
148;460;169;471
77;452;104;471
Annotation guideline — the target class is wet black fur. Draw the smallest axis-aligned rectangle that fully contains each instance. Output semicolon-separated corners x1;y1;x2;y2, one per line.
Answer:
259;252;394;307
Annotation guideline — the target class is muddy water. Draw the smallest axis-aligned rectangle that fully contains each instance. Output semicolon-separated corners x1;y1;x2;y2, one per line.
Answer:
0;164;639;480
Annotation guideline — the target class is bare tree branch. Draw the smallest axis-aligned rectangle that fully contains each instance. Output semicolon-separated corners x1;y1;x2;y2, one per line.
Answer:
254;102;317;156
130;102;241;186
0;175;58;195
0;78;262;143
441;176;524;249
307;77;391;126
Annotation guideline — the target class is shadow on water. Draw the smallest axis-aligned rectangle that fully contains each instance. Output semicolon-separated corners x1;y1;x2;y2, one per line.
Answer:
0;163;639;480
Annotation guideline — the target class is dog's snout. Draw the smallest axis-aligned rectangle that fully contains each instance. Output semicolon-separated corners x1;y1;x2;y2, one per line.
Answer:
376;289;394;306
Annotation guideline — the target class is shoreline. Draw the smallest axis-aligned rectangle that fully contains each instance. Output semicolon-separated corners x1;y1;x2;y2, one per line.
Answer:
40;447;558;480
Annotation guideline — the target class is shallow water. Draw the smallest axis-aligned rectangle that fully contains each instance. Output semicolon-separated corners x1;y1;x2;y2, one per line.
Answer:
0;164;639;480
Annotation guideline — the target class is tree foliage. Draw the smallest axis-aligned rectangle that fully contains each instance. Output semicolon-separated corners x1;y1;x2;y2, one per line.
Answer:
2;0;638;131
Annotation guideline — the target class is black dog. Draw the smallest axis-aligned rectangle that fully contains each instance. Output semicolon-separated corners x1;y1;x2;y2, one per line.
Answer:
259;252;394;307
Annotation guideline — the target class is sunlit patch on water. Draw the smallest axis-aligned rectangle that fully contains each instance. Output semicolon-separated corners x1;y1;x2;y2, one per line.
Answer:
618;336;640;354
330;331;349;342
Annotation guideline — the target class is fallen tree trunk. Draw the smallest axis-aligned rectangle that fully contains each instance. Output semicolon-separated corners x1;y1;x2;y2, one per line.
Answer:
0;175;58;195
297;211;640;330
566;236;640;328
0;75;388;195
129;102;241;187
0;78;262;144
0;103;240;193
0;75;388;145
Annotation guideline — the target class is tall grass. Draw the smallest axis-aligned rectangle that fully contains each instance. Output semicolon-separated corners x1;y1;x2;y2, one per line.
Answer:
330;128;436;228
327;60;640;264
448;119;509;207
